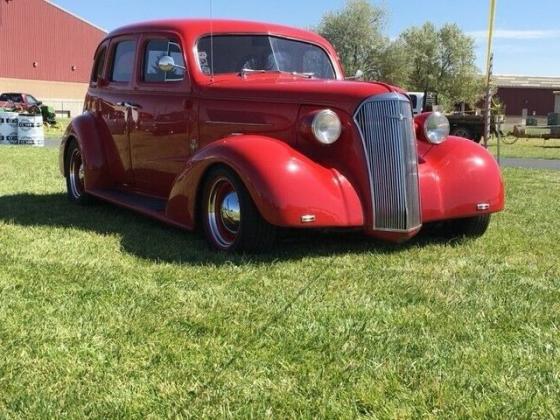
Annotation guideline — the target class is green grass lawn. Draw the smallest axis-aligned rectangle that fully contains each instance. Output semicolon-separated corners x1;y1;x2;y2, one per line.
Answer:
1;147;560;418
487;136;560;160
44;118;71;140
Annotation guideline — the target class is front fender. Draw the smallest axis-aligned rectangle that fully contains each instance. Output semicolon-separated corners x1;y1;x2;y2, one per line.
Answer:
420;136;505;222
59;112;112;191
166;135;364;229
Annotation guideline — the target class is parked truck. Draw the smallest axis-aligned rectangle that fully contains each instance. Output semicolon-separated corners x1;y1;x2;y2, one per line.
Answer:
408;92;485;143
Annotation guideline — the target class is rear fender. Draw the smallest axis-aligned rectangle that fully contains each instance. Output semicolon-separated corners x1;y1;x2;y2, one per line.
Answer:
59;112;112;191
166;135;364;229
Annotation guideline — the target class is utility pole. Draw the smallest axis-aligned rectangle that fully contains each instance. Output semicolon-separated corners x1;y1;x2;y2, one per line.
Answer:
483;53;494;148
483;0;497;149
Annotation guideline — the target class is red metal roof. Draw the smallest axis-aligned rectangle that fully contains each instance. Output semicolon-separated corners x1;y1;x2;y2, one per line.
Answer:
0;0;106;83
107;19;331;47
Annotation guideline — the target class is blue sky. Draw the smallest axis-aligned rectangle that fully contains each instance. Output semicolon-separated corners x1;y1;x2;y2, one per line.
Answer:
53;0;560;76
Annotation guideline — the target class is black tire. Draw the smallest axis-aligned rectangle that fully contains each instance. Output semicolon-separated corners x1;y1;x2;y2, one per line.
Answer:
201;166;277;253
446;214;491;238
451;126;473;140
65;140;91;204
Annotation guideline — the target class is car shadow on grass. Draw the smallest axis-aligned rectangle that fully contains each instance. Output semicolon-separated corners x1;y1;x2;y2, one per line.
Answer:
0;193;465;265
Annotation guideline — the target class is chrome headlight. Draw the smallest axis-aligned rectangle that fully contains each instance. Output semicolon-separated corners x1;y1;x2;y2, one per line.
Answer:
312;109;342;145
423;112;450;144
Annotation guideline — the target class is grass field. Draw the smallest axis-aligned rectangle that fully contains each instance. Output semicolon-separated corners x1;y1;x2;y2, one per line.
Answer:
44;118;71;140
487;136;560;160
1;147;559;418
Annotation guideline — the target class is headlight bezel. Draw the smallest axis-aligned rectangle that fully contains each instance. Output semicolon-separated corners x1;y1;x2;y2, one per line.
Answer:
311;109;342;145
422;112;450;145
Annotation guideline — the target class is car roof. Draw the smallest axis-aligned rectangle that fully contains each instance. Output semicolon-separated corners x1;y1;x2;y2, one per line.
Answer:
106;19;331;47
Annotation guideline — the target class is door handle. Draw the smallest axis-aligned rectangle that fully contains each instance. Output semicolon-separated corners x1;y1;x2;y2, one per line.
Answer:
117;101;142;109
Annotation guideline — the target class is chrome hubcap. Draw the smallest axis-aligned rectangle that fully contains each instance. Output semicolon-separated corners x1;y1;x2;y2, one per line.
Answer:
69;149;84;198
220;192;241;233
208;178;240;248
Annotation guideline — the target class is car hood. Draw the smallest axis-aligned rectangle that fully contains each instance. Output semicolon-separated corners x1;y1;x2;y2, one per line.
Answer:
196;75;402;115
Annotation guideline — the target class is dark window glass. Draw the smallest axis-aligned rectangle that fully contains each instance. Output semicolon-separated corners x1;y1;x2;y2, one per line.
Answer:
26;95;38;105
92;47;107;83
0;93;23;103
143;39;185;83
110;41;136;83
410;94;418;109
197;35;336;79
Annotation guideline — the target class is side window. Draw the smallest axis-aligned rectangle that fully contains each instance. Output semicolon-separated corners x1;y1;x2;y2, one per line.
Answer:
110;40;136;83
143;39;185;83
91;47;107;83
26;95;38;105
13;94;23;103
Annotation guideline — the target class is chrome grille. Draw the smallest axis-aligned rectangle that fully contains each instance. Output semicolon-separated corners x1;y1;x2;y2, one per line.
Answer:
354;93;421;232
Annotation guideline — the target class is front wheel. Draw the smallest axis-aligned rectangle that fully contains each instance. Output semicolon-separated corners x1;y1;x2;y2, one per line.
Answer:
446;214;491;238
201;167;277;253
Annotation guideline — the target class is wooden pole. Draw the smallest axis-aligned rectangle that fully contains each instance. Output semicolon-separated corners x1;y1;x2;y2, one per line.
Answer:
483;0;497;148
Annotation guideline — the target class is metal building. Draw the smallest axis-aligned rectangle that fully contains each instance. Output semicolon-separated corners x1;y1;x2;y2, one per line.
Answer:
494;75;560;118
0;0;106;116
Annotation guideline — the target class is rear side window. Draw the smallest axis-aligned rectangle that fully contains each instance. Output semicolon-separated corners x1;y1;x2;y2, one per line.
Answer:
0;93;23;102
143;39;185;82
91;47;107;83
110;40;136;83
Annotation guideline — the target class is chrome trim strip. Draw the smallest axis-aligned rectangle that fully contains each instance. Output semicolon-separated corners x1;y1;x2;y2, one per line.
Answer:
204;120;271;126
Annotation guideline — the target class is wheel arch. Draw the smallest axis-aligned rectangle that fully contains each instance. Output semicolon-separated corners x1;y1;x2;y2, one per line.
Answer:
420;136;505;222
165;135;364;230
58;112;113;191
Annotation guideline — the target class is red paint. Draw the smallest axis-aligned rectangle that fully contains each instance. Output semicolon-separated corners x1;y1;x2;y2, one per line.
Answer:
496;87;556;116
0;0;106;83
60;19;505;243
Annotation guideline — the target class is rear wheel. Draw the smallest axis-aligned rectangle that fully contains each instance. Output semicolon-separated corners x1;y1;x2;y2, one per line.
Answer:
201;167;277;253
65;140;90;204
446;214;491;238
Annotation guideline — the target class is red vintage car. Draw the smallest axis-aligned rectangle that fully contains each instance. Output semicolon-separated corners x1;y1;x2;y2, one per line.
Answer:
59;19;504;252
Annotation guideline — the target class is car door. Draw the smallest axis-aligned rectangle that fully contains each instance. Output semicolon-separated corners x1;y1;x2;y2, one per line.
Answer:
128;34;192;198
99;36;138;189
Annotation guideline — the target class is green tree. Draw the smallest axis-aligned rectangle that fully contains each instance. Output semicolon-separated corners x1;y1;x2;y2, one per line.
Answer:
317;0;387;80
400;23;484;108
376;38;411;87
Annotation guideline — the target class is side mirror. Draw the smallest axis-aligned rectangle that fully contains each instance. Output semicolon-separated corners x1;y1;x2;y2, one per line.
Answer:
36;101;43;106
158;55;185;72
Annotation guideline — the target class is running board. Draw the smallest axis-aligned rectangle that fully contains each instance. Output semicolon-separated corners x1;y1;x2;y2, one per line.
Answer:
87;188;183;226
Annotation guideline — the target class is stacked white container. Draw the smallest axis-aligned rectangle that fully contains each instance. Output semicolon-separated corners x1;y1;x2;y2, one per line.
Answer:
0;111;19;145
17;114;44;147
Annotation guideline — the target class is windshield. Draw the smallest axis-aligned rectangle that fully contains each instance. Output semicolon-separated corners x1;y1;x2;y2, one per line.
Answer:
197;35;336;80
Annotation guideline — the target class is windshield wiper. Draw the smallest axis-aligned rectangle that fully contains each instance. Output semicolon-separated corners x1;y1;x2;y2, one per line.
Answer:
239;68;271;77
289;71;315;79
240;68;315;79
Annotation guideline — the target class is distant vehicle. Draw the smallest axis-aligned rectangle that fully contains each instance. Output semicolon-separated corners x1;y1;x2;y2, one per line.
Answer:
59;19;504;253
408;91;485;143
0;92;42;112
0;92;56;124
